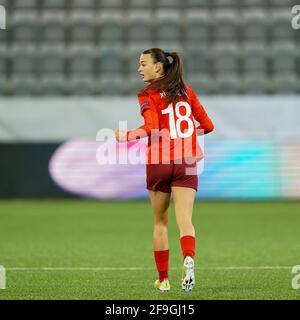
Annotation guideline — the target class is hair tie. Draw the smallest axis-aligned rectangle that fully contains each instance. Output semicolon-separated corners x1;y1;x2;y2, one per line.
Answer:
166;55;173;64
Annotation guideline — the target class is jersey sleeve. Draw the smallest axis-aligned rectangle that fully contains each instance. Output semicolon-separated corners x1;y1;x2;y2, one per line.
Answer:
188;86;214;135
126;93;159;141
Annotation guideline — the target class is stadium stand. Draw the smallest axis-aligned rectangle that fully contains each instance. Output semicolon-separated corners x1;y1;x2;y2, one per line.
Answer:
40;11;66;43
126;10;152;43
242;9;267;42
38;44;65;75
0;44;6;75
154;10;182;43
127;0;152;10
42;0;67;9
242;43;268;75
14;0;39;9
0;0;299;95
184;9;210;43
96;74;125;95
97;10;123;45
11;11;38;43
38;74;66;95
69;10;96;43
186;0;210;9
183;45;210;76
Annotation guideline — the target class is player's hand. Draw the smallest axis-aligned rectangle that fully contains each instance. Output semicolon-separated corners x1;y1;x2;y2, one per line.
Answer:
115;129;127;142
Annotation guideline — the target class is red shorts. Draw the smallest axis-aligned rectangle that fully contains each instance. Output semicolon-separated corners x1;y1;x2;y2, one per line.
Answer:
146;158;198;194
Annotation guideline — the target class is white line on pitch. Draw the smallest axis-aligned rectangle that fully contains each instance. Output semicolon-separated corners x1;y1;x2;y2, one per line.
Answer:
5;266;293;271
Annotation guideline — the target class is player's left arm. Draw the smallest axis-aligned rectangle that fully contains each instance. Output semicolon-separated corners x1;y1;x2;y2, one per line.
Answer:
188;87;214;135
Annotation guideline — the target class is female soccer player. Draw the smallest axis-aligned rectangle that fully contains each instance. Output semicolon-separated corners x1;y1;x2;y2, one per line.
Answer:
115;48;214;292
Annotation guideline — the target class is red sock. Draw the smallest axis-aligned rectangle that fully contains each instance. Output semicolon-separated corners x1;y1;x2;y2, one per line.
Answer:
180;235;195;259
154;250;169;282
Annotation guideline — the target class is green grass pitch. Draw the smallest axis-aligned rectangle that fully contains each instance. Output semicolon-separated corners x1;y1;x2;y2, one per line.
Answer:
0;200;300;300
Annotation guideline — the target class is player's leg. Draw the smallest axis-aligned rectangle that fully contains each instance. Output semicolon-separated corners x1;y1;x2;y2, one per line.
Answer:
172;186;196;292
149;190;170;250
172;186;196;238
149;190;171;290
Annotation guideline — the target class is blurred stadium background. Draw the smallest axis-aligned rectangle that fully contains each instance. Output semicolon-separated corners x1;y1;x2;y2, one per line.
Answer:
0;0;299;200
0;0;300;299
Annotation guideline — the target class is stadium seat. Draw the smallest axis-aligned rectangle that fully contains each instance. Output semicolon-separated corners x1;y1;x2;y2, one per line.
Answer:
271;73;299;94
0;0;8;7
10;44;37;75
128;0;152;9
70;0;97;8
241;74;269;94
184;10;210;43
242;0;265;6
126;74;146;94
271;42;297;73
14;0;39;8
38;44;65;75
40;11;65;43
269;0;297;6
100;0;124;9
0;33;7;47
97;44;123;75
0;76;7;95
297;45;300;75
96;74;125;95
156;0;180;9
0;45;7;75
11;11;38;43
97;10;124;45
242;9;267;42
154;10;182;43
213;9;239;41
214;0;238;7
9;75;38;96
42;0;67;9
68;75;95;95
185;74;213;95
69;10;95;43
68;44;95;75
242;43;268;74
153;41;182;53
185;0;210;9
183;45;210;76
127;10;152;43
213;43;240;74
38;75;67;95
126;42;154;75
214;73;241;94
270;9;295;40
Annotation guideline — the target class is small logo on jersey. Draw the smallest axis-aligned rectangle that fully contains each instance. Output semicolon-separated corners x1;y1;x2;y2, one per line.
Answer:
160;91;166;98
140;102;149;109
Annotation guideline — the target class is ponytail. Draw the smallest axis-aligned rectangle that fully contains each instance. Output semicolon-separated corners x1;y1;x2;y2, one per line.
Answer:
142;48;187;104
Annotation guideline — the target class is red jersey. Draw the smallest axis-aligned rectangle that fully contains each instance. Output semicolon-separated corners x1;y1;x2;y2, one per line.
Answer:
127;84;214;164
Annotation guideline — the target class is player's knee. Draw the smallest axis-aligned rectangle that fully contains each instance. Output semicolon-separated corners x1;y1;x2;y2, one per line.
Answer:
154;212;168;227
154;219;168;232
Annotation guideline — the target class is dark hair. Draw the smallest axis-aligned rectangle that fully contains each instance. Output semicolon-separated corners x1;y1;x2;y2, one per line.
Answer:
142;48;187;104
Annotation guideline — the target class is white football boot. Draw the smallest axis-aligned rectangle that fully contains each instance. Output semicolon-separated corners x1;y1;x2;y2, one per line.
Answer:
181;256;195;292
